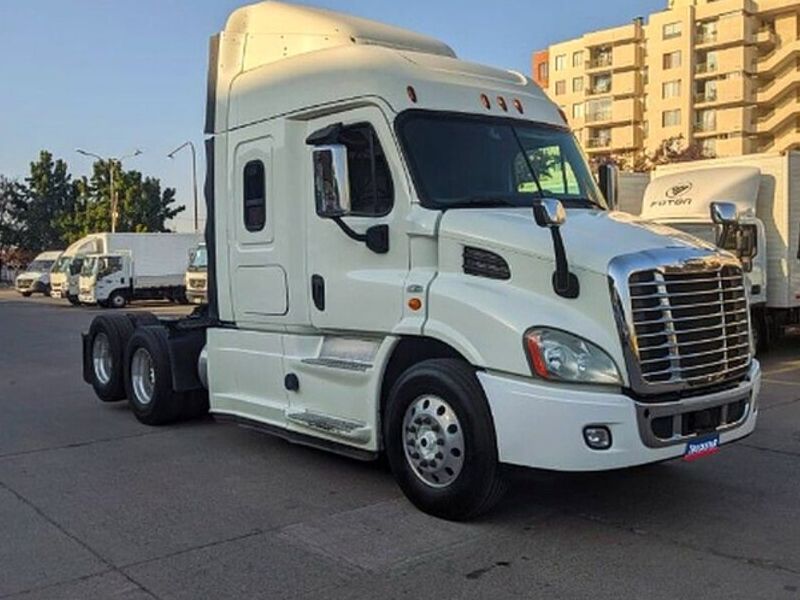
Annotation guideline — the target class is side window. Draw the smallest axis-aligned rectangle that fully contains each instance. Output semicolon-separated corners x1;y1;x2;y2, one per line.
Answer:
339;123;394;216
243;160;266;232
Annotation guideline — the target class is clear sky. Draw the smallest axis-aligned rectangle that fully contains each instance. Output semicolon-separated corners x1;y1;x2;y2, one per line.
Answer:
0;0;664;231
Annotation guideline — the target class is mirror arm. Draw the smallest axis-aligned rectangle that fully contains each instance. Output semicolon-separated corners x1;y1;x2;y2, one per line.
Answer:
549;226;580;299
332;217;389;254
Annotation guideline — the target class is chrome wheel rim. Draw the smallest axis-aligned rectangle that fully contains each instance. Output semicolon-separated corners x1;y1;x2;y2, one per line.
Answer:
402;395;465;488
131;347;155;405
92;332;112;385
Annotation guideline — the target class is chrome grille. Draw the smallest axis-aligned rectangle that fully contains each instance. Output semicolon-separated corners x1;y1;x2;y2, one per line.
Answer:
628;265;750;388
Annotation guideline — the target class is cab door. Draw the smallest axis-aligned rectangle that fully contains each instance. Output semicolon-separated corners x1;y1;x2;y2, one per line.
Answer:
305;106;410;333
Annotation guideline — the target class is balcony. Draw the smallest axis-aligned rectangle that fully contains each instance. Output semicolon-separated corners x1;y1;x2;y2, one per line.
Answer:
755;28;777;49
693;121;717;134
756;97;800;134
585;110;612;124
586;136;611;149
586;85;612;97
696;31;718;45
758;40;800;75
695;62;719;76
587;55;613;70
694;89;718;104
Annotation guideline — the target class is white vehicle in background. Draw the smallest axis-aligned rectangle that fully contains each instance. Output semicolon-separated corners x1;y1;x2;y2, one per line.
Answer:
78;233;200;308
50;253;86;305
14;251;61;297
642;151;800;350
80;2;761;520
184;243;207;304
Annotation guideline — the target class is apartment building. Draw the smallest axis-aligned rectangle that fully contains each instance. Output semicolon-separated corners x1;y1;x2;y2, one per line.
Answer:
532;0;800;164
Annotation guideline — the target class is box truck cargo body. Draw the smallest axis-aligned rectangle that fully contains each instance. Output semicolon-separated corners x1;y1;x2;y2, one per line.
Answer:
78;233;200;308
643;152;800;349
79;1;760;520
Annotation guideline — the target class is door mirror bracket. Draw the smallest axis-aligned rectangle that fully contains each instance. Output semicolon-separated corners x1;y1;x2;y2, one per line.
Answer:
532;198;579;299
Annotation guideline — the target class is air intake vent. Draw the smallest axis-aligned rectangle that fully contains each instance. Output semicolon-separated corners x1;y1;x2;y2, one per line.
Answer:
463;247;510;280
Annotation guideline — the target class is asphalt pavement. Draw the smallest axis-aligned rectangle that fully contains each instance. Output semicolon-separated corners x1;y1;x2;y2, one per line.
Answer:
1;288;800;599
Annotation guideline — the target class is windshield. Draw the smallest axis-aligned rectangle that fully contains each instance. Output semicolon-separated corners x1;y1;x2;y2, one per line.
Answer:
27;260;55;272
398;112;606;210
189;247;207;271
52;256;71;273
81;257;98;276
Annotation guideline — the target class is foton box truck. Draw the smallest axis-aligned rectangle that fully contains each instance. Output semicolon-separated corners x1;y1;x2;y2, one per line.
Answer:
80;1;760;520
642;151;800;350
78;233;200;308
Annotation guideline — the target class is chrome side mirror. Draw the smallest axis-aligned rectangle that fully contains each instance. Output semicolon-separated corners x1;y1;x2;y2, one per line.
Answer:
533;198;567;227
597;164;619;210
312;145;351;218
710;201;738;225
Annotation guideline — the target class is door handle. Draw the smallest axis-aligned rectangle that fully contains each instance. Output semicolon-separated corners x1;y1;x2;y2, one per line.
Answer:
311;274;325;311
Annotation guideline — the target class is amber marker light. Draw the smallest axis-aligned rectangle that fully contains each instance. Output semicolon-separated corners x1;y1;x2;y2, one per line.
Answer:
513;98;524;114
497;96;508;112
407;85;418;103
408;297;423;311
480;93;491;109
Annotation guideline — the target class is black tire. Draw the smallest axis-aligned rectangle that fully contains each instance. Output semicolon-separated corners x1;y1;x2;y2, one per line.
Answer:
67;294;80;306
124;327;182;425
109;291;127;309
87;314;135;402
384;359;506;521
21;292;31;298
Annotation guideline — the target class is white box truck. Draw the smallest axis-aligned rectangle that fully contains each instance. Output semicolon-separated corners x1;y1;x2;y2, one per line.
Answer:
49;235;109;304
184;243;208;304
14;251;62;296
80;2;761;520
641;151;800;350
78;233;201;308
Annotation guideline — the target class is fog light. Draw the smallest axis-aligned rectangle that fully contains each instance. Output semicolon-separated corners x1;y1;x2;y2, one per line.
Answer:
583;426;612;450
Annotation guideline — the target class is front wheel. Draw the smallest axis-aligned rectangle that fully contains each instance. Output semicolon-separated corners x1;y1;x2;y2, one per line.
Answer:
384;359;506;521
67;294;80;306
109;291;127;309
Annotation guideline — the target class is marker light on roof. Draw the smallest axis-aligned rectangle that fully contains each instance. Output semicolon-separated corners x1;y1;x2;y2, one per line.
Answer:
480;94;491;109
407;85;418;103
513;98;524;114
497;96;508;112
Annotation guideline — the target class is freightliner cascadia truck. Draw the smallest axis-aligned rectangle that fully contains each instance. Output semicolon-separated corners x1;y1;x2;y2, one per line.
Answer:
81;1;761;520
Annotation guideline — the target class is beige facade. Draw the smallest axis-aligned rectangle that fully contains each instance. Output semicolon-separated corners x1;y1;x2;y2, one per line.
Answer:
533;0;800;164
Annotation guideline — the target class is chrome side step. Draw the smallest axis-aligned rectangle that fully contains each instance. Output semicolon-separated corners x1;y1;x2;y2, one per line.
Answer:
286;410;372;444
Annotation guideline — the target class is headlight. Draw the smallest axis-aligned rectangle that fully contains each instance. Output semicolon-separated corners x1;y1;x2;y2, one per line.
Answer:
524;328;621;385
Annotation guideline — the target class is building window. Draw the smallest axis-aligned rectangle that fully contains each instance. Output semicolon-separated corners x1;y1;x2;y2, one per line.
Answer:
590;73;612;94
695;109;716;133
663;22;682;39
243;160;266;232
663;50;682;70
554;54;566;71
572;103;584;119
555;80;566;95
586;98;612;122
588;127;612;148
701;138;717;156
572;77;584;92
538;62;549;82
662;109;681;127
662;80;681;98
572;51;584;67
697;21;718;44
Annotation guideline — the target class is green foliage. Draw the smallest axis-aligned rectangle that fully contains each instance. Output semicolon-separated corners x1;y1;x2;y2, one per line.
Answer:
3;150;185;253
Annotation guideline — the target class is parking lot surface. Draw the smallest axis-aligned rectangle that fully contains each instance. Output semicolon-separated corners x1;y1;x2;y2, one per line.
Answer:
1;288;800;599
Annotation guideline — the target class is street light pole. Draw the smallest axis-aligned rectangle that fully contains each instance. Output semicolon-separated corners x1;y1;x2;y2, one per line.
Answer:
167;141;198;232
76;148;142;233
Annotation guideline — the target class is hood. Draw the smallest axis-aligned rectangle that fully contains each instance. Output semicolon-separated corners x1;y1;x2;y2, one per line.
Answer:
17;271;48;281
438;208;717;275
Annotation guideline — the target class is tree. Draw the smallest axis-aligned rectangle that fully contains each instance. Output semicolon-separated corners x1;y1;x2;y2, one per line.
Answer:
15;151;75;252
648;135;710;167
0;176;26;274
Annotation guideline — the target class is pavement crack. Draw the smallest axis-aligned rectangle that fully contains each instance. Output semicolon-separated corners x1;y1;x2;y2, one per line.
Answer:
0;430;168;461
573;511;800;577
0;479;162;600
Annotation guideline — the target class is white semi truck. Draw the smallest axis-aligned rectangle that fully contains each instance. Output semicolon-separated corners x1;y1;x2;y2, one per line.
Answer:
184;243;208;304
81;2;761;520
641;151;800;350
78;233;200;308
14;251;61;296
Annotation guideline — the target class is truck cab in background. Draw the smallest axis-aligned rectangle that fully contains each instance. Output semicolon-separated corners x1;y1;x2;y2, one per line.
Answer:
15;251;61;297
643;154;800;351
80;1;761;520
184;243;207;304
50;254;85;305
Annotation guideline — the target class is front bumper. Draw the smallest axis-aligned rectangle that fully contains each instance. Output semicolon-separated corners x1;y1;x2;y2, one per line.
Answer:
479;360;760;472
186;290;207;304
79;292;96;304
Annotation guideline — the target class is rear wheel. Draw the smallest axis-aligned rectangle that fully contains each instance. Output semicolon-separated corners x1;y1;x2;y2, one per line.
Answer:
87;315;134;402
384;359;506;521
125;327;185;425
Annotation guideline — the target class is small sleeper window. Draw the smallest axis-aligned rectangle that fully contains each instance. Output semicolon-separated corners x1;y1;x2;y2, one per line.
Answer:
243;160;266;232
